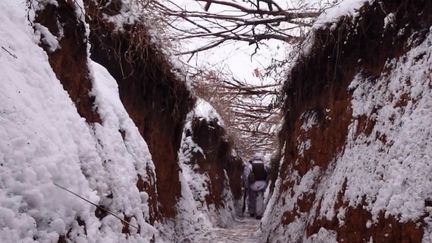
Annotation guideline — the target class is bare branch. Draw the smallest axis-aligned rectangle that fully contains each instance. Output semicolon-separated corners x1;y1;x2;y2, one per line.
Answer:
151;0;327;56
175;39;227;55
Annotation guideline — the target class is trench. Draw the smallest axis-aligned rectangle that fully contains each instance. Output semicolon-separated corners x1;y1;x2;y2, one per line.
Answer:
22;0;432;242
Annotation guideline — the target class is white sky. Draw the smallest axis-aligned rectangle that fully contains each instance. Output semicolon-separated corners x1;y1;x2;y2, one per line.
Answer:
185;38;287;85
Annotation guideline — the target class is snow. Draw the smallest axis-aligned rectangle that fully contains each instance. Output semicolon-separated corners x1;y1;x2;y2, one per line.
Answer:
300;111;319;131
194;98;224;126
10;0;428;241
286;0;374;89
33;24;60;52
317;31;432;225
173;103;237;240
90;61;157;237
161;105;234;242
0;2;98;242
260;165;322;242
264;7;432;242
163;166;211;242
306;228;338;243
163;91;245;241
314;0;372;29
384;13;396;29
193;217;260;243
103;0;144;30
0;1;159;242
298;139;311;157
0;0;266;242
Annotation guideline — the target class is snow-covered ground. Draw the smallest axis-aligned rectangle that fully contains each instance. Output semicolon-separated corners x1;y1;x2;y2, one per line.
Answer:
192;217;260;243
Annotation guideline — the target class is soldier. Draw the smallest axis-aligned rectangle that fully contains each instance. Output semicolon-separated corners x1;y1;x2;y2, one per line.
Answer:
242;153;270;219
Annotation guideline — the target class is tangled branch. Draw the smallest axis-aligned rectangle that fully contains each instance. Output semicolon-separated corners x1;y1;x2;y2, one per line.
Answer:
149;0;326;56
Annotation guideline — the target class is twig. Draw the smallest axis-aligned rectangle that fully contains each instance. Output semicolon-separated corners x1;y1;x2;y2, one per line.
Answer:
1;46;17;59
53;183;139;230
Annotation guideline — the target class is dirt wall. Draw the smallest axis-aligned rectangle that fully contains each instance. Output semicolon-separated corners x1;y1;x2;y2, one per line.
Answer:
267;0;432;242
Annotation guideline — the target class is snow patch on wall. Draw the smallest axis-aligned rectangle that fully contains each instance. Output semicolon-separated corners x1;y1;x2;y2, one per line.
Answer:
263;20;432;243
316;30;432;225
103;0;146;30
300;111;319;131
295;0;372;61
171;99;237;240
314;0;372;29
90;61;157;238
194;98;224;126
306;228;338;243
298;139;312;157
167;111;212;242
33;23;60;52
260;166;321;242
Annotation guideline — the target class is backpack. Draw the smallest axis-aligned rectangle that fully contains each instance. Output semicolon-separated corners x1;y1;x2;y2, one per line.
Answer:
248;161;267;183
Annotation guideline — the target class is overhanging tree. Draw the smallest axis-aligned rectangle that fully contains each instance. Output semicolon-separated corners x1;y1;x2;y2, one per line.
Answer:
190;68;282;157
150;0;328;55
145;0;331;156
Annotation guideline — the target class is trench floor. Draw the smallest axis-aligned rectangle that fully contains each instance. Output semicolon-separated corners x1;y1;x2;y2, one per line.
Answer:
193;217;260;243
